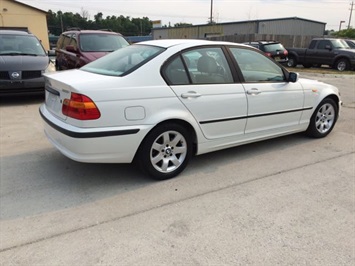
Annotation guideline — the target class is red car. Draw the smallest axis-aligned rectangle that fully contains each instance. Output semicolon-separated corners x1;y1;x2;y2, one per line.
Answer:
55;29;129;70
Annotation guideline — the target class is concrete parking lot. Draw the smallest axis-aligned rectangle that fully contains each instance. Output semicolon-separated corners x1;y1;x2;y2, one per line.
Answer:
0;73;354;265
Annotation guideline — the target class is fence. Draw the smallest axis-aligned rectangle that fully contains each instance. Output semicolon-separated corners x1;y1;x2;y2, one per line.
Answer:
207;34;324;48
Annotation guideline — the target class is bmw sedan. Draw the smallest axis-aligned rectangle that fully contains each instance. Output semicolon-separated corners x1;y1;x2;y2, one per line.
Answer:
39;39;341;180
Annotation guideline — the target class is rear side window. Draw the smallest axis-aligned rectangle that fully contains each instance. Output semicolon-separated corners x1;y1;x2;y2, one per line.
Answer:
163;47;234;85
82;44;164;76
58;33;72;49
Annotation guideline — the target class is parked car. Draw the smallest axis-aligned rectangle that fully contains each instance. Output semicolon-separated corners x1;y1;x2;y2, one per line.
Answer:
48;35;59;50
286;38;355;71
40;39;341;180
55;29;129;70
0;29;53;95
243;41;288;64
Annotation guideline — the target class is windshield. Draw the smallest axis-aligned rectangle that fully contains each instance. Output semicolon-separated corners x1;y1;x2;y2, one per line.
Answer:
81;44;165;76
330;39;350;49
79;33;129;52
0;34;46;56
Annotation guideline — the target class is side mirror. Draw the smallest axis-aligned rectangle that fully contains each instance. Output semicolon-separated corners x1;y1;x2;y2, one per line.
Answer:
48;50;56;56
288;72;299;83
65;45;77;53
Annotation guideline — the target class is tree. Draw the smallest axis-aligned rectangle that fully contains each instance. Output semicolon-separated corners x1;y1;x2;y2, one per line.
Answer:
334;28;355;38
174;22;193;27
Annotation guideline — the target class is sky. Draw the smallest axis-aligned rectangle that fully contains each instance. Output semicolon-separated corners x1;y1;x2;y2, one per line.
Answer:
17;0;355;30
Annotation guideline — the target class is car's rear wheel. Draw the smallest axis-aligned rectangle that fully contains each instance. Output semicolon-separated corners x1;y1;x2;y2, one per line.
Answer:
334;58;349;71
306;98;338;138
137;123;193;180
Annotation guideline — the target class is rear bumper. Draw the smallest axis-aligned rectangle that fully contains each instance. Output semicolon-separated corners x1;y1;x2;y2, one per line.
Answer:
39;104;152;163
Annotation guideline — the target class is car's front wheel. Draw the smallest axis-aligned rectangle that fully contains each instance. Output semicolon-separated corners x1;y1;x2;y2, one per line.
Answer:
306;98;338;138
137;123;193;180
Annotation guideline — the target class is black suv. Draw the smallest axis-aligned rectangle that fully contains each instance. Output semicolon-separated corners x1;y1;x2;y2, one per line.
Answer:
55;29;129;70
0;29;52;95
243;41;288;64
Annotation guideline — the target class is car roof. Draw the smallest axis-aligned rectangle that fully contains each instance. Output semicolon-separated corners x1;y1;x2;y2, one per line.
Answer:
62;29;123;36
136;39;245;49
0;30;32;36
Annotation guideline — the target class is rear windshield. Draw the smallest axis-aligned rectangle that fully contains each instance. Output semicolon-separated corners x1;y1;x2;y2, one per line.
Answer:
79;33;129;52
0;34;46;56
81;44;165;76
263;43;285;52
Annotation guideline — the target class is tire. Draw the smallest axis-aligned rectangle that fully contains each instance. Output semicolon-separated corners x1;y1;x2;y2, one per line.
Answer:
136;123;193;180
287;56;297;67
334;58;349;71
306;98;338;138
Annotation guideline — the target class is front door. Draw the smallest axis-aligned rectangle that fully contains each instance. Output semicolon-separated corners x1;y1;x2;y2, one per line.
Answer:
229;47;305;135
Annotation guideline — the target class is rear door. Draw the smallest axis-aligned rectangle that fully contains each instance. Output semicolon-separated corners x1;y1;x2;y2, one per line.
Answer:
163;46;248;140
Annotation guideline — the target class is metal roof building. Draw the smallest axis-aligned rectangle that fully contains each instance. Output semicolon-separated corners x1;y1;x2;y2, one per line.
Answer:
152;17;326;40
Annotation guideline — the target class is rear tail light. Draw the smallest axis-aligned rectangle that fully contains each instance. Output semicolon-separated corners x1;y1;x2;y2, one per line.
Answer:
284;50;288;56
62;93;101;120
265;52;272;57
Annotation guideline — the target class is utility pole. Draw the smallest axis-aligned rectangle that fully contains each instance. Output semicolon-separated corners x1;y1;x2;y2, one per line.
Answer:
349;1;354;29
209;0;213;24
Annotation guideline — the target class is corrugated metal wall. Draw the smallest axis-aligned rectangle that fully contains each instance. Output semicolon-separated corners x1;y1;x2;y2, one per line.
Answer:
259;19;325;35
152;18;326;48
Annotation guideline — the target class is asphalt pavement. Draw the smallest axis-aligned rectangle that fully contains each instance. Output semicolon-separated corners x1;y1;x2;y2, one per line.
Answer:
0;73;354;265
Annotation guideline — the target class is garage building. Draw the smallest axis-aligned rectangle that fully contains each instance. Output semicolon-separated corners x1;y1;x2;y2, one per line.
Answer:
0;0;49;50
152;17;326;47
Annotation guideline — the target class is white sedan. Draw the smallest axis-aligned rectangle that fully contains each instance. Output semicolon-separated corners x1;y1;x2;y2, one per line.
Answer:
39;39;341;180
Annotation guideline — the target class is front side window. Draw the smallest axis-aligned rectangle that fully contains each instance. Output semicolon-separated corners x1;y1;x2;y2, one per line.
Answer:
79;34;129;52
317;40;332;50
230;48;285;82
82;44;164;76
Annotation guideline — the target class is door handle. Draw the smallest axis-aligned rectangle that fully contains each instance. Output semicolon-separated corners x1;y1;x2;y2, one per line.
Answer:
181;92;202;98
247;88;261;95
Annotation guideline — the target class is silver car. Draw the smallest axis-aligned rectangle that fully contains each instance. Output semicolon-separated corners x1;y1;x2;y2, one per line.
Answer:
0;29;52;95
